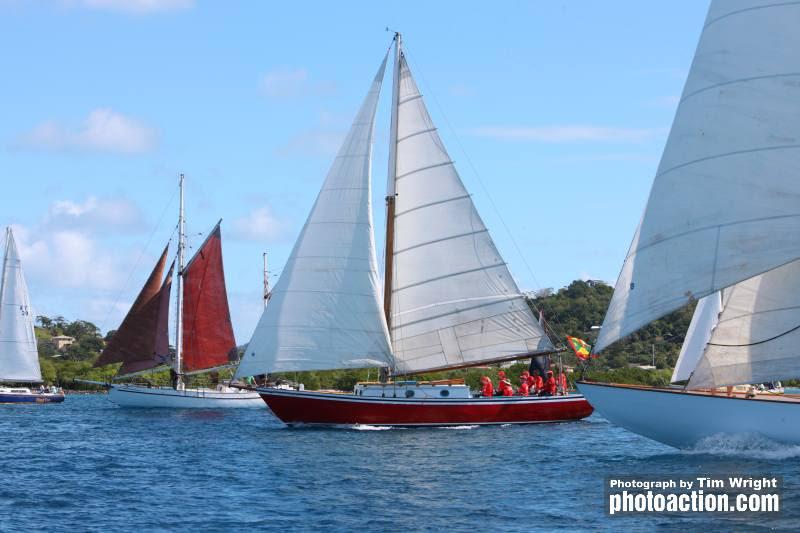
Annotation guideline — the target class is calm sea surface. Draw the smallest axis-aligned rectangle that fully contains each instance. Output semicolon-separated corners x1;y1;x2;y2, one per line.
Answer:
2;394;799;532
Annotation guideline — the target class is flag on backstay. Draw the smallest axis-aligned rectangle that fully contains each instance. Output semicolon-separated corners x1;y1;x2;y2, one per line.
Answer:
566;336;592;360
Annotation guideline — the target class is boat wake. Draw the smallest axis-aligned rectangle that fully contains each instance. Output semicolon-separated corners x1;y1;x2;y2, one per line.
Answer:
350;424;394;431
684;433;800;460
438;425;478;430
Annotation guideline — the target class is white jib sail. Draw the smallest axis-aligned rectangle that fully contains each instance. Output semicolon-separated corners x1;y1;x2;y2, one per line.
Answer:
670;292;721;383
596;0;800;352
0;228;41;382
236;55;393;377
388;52;554;374
688;259;800;389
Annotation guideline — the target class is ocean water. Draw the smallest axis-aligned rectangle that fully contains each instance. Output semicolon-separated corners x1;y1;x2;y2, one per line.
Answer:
2;394;799;532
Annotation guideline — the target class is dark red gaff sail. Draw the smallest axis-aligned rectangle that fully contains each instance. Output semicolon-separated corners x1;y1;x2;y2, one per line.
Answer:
181;222;237;373
97;246;174;375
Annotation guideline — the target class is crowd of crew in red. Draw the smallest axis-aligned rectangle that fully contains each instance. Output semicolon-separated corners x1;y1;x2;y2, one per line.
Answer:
478;369;569;397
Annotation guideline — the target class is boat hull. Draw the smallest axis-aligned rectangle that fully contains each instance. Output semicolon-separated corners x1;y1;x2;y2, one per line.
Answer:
578;381;800;448
108;385;264;408
0;391;65;404
258;388;593;426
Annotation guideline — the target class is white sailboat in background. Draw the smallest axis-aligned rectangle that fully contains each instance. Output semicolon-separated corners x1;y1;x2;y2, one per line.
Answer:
0;227;64;404
579;0;800;448
236;34;593;426
83;176;263;408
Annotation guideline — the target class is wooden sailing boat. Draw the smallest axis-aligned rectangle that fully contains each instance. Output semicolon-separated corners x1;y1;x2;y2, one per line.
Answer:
235;34;593;426
578;0;800;448
92;176;263;408
0;227;64;404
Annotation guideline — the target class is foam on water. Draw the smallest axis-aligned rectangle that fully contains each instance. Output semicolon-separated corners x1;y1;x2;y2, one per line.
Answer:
438;425;478;430
684;433;800;460
350;424;394;431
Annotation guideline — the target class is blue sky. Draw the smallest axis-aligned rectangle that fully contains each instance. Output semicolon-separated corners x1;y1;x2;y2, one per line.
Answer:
0;0;709;341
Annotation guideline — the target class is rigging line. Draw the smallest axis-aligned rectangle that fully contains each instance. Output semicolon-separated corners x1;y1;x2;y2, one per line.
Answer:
98;183;180;335
399;44;570;344
708;322;800;347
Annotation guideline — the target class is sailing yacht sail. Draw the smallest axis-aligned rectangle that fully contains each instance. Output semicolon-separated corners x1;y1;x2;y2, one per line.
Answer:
0;228;41;382
686;259;800;389
386;52;554;374
96;245;173;376
595;0;800;353
181;222;238;374
236;53;393;378
670;292;721;383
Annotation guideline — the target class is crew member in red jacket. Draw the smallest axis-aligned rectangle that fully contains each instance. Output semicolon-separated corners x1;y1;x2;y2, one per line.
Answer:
533;372;544;394
543;371;557;396
518;375;530;396
559;372;568;394
480;376;494;398
500;378;514;396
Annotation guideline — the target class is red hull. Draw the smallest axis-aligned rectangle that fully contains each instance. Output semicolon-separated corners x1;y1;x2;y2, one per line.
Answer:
258;389;593;426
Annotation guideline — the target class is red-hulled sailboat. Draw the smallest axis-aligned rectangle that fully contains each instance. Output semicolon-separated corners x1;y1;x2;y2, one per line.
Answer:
235;35;592;426
87;175;263;408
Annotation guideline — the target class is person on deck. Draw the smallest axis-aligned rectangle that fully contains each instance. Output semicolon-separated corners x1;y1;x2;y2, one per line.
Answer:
500;378;514;396
559;372;568;395
533;372;544;394
495;370;507;396
518;376;530;396
480;376;494;398
542;371;557;396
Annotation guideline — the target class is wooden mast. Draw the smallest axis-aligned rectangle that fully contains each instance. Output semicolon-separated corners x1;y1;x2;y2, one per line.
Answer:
383;32;401;334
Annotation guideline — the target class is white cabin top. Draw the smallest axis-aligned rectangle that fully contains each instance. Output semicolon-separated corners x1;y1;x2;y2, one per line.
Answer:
354;380;471;399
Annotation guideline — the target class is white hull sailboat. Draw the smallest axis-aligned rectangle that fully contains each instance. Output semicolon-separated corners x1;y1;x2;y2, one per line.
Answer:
0;228;64;404
88;175;262;408
579;0;800;448
108;384;263;409
236;34;592;426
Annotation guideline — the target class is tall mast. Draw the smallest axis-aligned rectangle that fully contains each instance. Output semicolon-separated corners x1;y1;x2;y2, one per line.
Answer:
383;32;401;333
174;173;186;388
263;252;270;308
0;228;9;328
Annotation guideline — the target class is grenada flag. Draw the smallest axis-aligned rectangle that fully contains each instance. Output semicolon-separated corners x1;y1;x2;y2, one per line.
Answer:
566;336;592;360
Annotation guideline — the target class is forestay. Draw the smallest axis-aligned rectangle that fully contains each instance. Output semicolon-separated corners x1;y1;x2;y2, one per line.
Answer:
388;53;554;374
596;0;800;352
0;228;41;382
688;259;800;389
670;292;721;383
236;54;393;377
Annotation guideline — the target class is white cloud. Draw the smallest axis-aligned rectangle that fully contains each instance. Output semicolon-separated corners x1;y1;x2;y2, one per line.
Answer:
259;68;336;100
230;206;284;242
62;0;194;13
467;125;664;143
12;225;123;290
45;196;146;234
17;108;158;154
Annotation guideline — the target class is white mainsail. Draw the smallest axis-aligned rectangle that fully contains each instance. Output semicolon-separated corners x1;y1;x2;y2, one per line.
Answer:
0;228;41;382
236;55;393;377
387;52;554;374
596;0;800;353
670;292;721;383
687;259;800;389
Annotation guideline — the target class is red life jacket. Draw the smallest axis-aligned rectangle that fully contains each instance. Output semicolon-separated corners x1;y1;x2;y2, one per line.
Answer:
502;385;514;396
559;373;568;393
534;375;544;390
482;381;494;397
545;376;557;395
519;381;530;396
